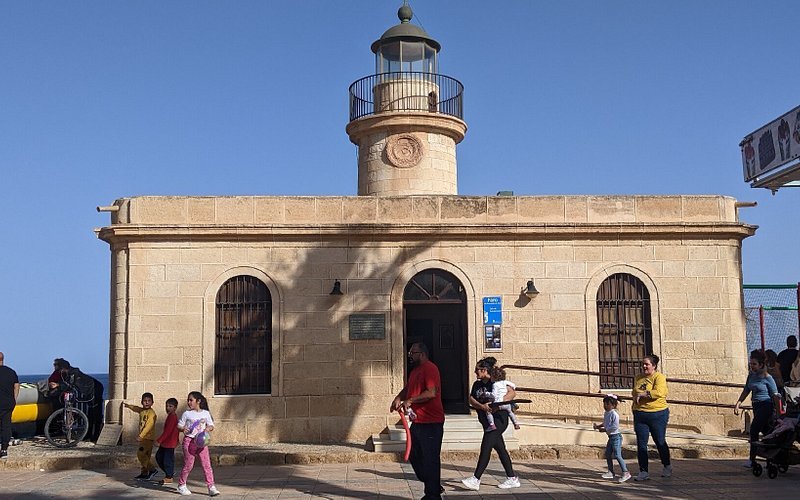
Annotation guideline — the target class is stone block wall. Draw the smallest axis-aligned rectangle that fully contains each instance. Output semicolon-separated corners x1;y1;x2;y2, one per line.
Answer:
99;195;755;443
356;131;458;196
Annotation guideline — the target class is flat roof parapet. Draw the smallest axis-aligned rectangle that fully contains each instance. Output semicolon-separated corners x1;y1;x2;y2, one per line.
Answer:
106;195;742;226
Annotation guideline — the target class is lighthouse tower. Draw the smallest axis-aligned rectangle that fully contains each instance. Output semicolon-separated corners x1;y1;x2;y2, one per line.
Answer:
346;3;467;196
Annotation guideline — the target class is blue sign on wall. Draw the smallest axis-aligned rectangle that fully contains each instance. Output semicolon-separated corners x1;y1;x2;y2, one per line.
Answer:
483;296;502;325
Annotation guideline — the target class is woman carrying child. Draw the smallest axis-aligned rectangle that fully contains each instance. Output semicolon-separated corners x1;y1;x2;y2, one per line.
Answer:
461;357;520;491
593;394;631;483
176;391;220;497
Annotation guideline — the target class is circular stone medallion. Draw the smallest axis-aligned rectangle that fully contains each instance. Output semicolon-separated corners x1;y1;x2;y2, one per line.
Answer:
385;134;424;168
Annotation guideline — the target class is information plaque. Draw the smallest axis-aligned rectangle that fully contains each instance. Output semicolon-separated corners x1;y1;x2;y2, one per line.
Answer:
483;296;502;351
95;423;123;447
349;314;386;340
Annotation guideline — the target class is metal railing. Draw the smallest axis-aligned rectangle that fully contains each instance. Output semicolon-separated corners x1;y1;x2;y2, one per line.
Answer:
503;364;750;410
348;71;464;121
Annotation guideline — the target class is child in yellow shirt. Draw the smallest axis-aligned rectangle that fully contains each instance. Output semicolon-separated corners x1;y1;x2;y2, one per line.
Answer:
124;392;158;480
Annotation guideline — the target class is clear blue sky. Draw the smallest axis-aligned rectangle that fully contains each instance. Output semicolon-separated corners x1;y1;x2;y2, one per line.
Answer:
2;1;798;374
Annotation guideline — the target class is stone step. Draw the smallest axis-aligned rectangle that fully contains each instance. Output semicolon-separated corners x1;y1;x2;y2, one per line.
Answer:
371;435;521;453
371;414;520;452
370;415;748;453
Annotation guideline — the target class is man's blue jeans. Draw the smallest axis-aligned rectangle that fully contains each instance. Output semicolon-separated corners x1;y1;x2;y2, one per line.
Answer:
633;408;671;472
605;433;628;473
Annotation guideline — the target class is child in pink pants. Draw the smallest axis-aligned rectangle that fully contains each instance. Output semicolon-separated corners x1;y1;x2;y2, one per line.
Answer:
176;391;219;497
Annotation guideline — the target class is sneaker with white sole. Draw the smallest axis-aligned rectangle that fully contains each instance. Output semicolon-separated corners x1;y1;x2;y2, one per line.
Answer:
619;472;632;483
635;471;650;481
601;471;615;479
661;464;673;477
208;485;220;497
461;476;480;491
176;484;192;496
497;476;521;489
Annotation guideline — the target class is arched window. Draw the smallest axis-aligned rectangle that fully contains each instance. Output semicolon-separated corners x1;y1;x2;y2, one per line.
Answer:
215;275;272;395
403;269;465;303
596;273;652;389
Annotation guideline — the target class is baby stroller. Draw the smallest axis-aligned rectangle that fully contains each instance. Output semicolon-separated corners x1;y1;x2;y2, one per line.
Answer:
751;386;800;479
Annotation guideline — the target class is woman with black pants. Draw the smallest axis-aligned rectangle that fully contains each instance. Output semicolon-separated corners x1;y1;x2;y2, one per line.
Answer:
460;357;520;491
734;349;782;468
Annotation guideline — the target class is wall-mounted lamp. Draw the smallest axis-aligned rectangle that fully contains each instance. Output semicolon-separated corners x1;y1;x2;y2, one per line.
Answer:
523;279;539;299
330;280;344;296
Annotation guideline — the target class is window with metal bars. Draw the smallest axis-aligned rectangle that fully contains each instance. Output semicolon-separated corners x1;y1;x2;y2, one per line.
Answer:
596;273;652;389
215;275;272;395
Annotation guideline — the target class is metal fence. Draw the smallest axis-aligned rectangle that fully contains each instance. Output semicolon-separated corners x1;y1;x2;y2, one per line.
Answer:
743;284;799;352
348;71;464;121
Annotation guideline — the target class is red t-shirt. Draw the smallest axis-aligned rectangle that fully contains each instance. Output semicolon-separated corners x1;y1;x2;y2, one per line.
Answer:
156;412;179;448
406;360;444;424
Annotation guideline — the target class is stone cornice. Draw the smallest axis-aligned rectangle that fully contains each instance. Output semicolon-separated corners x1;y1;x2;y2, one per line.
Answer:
96;222;756;245
346;112;468;144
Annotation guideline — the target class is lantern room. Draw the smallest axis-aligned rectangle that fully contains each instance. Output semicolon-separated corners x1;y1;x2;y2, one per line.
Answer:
371;3;440;75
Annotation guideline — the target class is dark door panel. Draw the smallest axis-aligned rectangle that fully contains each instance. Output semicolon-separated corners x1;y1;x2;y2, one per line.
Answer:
405;304;468;413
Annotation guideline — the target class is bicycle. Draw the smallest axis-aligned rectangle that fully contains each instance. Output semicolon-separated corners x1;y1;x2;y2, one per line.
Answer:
44;384;89;447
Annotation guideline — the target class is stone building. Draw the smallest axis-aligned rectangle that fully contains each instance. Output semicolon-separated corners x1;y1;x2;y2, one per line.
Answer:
98;5;755;445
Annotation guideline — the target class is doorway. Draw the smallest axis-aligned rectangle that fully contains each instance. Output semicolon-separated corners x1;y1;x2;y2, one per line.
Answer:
403;269;469;414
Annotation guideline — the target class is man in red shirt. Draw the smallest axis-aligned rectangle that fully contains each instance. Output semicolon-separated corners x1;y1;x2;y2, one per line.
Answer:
390;342;445;499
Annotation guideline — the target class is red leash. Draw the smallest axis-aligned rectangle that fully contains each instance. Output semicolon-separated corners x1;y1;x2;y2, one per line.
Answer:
397;409;411;461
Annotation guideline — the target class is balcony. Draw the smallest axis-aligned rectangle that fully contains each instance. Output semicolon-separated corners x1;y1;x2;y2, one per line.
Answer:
349;72;464;122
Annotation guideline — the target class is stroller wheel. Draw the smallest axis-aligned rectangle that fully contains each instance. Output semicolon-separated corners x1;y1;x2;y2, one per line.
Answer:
767;464;778;479
752;463;763;477
778;464;788;473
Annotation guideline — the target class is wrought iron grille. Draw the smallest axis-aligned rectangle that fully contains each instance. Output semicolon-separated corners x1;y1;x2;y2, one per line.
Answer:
349;71;464;121
596;273;652;389
215;275;272;395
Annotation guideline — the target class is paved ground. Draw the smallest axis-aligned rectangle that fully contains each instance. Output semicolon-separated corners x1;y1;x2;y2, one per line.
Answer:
0;457;794;499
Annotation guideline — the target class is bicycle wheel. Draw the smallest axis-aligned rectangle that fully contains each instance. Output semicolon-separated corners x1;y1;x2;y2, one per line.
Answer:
44;407;89;448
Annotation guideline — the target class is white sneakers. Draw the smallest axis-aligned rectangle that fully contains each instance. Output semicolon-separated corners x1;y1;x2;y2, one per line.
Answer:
462;475;520;490
630;466;671;481
603;471;631;483
497;476;521;489
176;484;219;496
461;476;480;490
